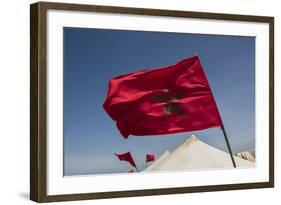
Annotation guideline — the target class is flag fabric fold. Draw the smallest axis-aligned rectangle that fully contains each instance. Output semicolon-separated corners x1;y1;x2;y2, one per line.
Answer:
115;152;137;168
146;154;155;163
104;56;223;138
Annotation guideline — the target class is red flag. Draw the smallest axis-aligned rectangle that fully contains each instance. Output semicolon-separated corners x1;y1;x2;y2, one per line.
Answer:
146;154;155;163
115;152;137;168
104;56;223;138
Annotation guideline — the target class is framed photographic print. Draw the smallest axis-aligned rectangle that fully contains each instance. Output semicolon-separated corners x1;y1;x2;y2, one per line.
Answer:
30;1;274;202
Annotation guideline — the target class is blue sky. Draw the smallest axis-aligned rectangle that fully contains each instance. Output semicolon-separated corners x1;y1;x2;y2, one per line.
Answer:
63;27;255;176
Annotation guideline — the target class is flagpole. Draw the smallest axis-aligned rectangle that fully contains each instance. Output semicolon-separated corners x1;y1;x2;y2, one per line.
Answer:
194;51;236;168
221;126;236;168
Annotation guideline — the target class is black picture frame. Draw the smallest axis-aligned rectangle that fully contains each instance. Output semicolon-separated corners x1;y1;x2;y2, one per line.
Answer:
30;1;274;202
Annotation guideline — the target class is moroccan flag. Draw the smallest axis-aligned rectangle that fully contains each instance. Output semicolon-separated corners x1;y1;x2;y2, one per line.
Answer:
115;152;137;168
104;56;223;138
146;154;155;163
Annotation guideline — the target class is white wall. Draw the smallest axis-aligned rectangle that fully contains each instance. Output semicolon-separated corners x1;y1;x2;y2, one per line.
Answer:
0;0;279;204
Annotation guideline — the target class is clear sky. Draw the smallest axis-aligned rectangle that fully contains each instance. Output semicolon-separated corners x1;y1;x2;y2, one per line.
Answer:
63;27;255;176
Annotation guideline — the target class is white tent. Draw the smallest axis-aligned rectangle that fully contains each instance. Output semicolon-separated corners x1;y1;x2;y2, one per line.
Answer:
144;135;254;172
145;150;170;171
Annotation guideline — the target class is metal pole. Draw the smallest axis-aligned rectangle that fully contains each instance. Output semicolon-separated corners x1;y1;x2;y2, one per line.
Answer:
221;126;237;168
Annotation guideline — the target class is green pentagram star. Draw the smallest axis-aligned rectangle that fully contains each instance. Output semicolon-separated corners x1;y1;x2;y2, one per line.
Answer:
153;90;185;116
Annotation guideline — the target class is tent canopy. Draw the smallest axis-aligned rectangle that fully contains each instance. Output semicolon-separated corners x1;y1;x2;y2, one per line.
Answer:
144;135;254;172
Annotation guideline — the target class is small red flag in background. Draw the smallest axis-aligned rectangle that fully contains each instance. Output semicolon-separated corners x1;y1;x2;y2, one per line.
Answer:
146;154;155;163
115;152;137;168
104;56;223;138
